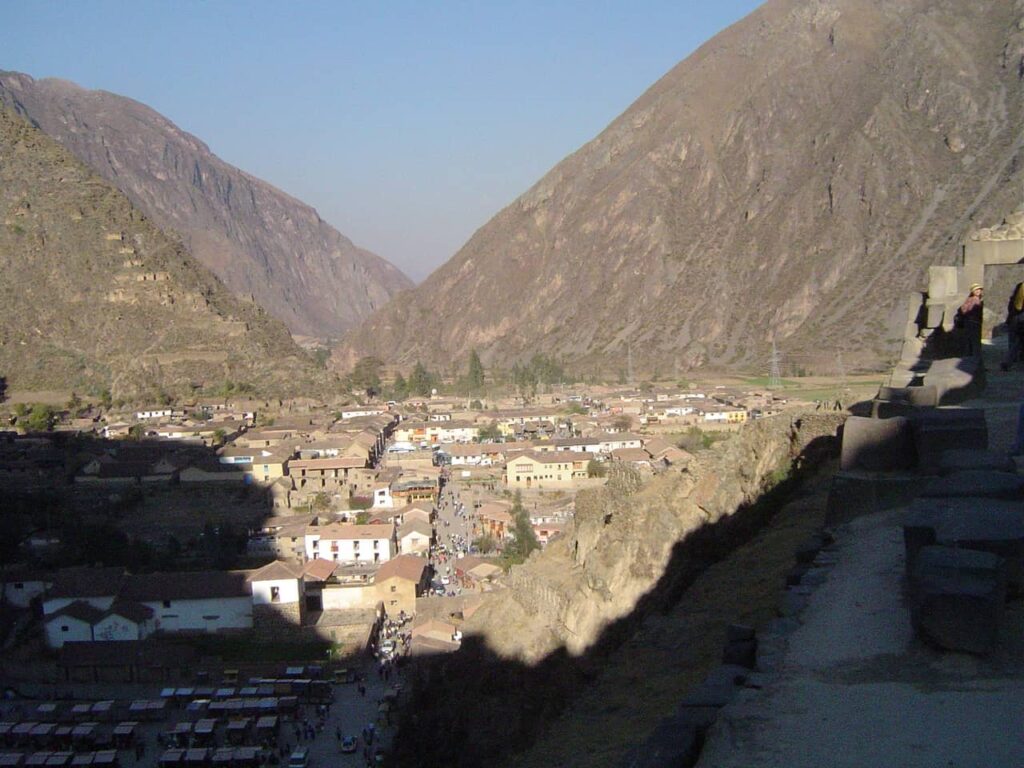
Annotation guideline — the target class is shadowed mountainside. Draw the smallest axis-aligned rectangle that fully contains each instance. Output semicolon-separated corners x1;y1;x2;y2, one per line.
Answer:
0;71;413;340
336;0;1024;376
0;104;329;399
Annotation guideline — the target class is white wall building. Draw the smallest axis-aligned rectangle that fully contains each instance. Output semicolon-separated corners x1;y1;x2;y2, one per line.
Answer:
304;523;395;564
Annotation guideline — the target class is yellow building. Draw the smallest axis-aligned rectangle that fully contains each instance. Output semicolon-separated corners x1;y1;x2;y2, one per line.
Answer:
505;451;592;489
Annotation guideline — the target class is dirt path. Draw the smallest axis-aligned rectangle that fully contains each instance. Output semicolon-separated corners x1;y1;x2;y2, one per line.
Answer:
503;463;836;768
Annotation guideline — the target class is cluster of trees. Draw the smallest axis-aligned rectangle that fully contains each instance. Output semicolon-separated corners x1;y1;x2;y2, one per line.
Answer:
508;354;571;398
346;350;571;403
347;356;442;400
13;403;58;432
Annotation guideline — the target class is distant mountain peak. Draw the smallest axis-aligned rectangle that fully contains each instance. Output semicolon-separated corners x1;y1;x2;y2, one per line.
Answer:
0;71;412;339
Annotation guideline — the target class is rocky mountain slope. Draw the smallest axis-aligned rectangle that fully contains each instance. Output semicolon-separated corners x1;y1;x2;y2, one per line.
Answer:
337;0;1024;375
0;104;328;399
0;71;412;340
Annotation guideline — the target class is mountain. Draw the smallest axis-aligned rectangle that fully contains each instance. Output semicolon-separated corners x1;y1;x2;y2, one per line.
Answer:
0;104;329;399
335;0;1024;376
0;71;412;340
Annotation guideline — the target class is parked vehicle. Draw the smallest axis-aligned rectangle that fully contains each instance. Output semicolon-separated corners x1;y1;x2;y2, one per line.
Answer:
288;747;309;768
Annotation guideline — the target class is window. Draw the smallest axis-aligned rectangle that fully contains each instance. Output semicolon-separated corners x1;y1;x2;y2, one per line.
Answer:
163;600;172;608
14;583;23;589
390;585;397;593
61;625;69;632
270;586;281;603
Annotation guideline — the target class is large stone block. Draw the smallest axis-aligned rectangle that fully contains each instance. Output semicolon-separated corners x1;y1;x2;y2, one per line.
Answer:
903;498;1024;589
927;266;960;300
909;545;1006;655
826;470;924;526
908;409;988;468
937;449;1017;475
840;416;915;471
920;470;1024;500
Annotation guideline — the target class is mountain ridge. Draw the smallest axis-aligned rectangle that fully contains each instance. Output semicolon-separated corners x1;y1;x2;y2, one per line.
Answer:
0;103;330;399
0;70;413;340
335;0;1024;376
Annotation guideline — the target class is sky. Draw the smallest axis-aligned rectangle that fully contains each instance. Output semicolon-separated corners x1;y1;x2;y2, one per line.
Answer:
3;1;762;282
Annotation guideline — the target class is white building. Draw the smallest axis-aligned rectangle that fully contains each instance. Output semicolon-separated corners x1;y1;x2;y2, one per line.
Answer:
304;523;395;564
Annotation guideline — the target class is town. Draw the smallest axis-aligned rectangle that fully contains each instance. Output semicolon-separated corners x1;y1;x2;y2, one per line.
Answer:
0;377;795;766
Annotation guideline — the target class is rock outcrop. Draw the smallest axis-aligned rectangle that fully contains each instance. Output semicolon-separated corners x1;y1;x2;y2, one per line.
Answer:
0;71;412;339
467;413;844;663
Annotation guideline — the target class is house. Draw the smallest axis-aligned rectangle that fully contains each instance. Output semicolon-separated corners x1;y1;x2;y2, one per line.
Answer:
397;519;433;556
43;567;125;617
339;406;387;420
248;560;305;626
476;502;514;540
505;451;593;489
454;556;503;590
409;618;460;655
289;456;367;492
42;569;252;647
304;523;396;564
118;571;253;635
372;484;394;509
0;567;52;608
374;555;429;616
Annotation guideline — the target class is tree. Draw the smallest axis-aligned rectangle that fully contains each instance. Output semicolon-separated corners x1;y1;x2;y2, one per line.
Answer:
212;428;227;447
478;421;501;442
408;361;437;397
24;404;57;432
612;415;633;432
467;350;485;394
473;533;497;553
586;458;607;478
501;491;539;568
390;373;409;401
66;392;83;414
98;389;113;410
311;492;332;512
349;356;383;396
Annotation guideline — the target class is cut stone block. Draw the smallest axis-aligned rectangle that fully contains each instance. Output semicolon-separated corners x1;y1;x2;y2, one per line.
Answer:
937;449;1017;475
919;470;1024;500
840;415;915;471
927;266;960;299
903;498;1024;589
909;545;1006;655
909;409;988;469
826;470;926;526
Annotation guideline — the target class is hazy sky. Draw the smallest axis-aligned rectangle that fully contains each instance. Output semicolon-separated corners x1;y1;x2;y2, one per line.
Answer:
4;1;762;281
